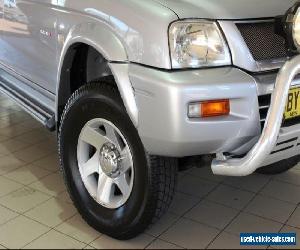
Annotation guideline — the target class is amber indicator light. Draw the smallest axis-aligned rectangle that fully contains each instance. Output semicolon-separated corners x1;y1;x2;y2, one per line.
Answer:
201;99;230;118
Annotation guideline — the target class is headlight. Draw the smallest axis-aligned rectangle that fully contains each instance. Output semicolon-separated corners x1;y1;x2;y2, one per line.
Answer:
169;20;231;69
277;1;300;54
292;7;300;50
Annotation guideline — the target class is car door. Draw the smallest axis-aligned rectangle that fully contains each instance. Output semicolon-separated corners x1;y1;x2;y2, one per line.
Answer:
0;0;3;34
1;0;58;93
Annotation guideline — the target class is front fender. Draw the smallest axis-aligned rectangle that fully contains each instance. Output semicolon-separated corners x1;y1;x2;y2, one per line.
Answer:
56;22;139;127
57;22;128;84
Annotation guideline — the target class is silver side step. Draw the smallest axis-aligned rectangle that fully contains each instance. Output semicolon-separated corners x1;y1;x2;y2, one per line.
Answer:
211;55;300;176
0;81;56;131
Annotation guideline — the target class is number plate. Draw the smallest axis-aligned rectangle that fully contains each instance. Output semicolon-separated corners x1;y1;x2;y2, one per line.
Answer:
285;87;300;120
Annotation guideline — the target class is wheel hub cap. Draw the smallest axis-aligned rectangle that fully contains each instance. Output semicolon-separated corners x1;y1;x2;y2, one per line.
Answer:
77;118;134;209
99;142;121;178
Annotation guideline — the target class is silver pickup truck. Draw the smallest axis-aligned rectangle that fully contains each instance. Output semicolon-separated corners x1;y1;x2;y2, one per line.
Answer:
0;0;300;240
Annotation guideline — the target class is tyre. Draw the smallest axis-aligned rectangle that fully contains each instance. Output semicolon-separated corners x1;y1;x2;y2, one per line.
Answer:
256;155;300;175
58;81;177;239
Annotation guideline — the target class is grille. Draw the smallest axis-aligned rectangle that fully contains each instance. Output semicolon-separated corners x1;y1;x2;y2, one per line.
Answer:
258;94;300;130
258;94;300;155
258;94;271;129
237;22;288;61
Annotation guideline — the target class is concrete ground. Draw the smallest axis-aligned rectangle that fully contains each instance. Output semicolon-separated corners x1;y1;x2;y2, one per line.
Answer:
0;93;298;249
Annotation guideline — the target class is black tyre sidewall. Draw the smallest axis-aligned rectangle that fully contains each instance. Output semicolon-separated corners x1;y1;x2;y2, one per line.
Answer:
59;90;153;237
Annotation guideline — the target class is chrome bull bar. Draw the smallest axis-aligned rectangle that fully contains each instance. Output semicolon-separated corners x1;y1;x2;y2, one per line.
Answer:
212;55;300;176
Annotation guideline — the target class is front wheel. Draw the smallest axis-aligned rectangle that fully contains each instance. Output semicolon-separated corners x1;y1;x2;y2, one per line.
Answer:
58;81;177;239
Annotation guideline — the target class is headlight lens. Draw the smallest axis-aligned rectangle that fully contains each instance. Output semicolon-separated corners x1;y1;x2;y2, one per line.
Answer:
279;2;300;54
293;8;300;50
169;21;231;69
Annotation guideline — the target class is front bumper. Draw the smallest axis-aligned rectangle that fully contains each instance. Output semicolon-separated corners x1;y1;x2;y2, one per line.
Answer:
129;56;300;175
212;56;300;176
130;65;260;157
